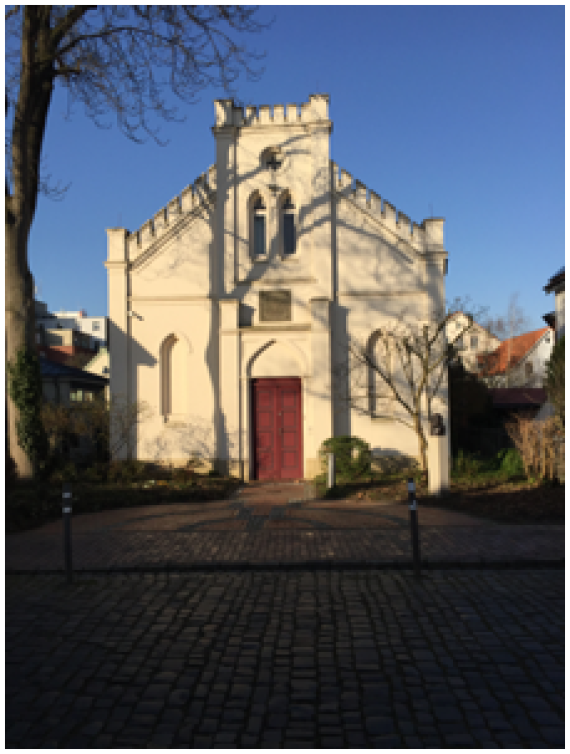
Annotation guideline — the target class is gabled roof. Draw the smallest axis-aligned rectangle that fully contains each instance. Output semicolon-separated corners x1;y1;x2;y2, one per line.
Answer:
40;357;108;384
446;311;499;340
544;267;565;293
479;327;551;376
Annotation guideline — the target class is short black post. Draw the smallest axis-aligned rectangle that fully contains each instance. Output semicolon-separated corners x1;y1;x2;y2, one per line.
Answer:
408;478;421;579
62;482;73;584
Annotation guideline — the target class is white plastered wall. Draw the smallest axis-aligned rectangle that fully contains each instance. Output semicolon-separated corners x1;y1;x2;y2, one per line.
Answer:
106;94;448;476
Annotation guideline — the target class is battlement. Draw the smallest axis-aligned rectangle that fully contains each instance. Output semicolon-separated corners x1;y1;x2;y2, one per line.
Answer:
214;94;329;128
331;161;445;254
126;166;216;261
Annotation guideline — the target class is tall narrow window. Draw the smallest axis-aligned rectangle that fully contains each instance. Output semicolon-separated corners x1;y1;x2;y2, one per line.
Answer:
281;193;296;256
161;334;188;418
368;331;392;418
253;196;266;258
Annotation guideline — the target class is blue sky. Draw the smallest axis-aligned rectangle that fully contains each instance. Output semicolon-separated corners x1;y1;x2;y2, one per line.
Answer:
29;5;564;330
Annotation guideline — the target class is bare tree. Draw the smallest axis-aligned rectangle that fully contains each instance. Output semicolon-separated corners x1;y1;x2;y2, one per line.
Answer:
42;394;153;460
334;299;480;472
5;6;267;477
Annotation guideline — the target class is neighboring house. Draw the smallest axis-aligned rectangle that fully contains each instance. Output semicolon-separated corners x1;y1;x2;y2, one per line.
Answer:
35;300;107;365
83;347;111;399
40;357;109;461
543;267;565;341
106;94;448;479
445;311;500;373
479;327;554;388
36;308;108;350
40;357;108;406
37;326;99;366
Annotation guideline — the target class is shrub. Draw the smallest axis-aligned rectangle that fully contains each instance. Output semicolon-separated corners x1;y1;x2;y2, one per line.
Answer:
106;459;151;484
506;415;562;480
453;449;484;476
82;463;109;485
319;436;372;481
497;448;524;477
48;461;78;485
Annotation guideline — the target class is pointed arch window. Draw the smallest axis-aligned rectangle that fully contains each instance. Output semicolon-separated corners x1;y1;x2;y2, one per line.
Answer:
281;193;296;257
161;334;188;419
368;330;392;418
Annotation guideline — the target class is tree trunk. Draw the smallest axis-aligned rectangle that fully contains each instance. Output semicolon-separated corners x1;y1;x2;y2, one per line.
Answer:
5;211;36;479
414;414;428;472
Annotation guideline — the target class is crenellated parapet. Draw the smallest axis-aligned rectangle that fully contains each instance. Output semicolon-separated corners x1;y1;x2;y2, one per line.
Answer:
125;166;217;261
331;161;445;255
214;93;329;129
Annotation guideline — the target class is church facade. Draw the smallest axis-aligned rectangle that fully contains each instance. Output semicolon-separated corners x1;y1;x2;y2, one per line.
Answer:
106;94;448;479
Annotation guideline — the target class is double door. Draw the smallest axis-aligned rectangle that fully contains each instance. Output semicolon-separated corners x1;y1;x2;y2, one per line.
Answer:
252;378;303;480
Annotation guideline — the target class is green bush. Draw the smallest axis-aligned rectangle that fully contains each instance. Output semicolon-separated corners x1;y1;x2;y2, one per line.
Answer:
48;461;78;485
319;436;372;481
497;448;524;477
106;459;150;484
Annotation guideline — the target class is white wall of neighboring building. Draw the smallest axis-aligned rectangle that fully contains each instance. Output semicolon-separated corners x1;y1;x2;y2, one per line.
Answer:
508;329;554;387
445;313;500;373
106;95;448;477
37;310;108;350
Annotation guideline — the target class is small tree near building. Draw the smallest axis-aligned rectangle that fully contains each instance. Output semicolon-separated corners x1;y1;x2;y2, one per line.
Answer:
334;300;481;473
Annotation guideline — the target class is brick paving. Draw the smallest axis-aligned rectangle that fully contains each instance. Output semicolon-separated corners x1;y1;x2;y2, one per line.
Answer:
6;481;563;572
6;569;564;748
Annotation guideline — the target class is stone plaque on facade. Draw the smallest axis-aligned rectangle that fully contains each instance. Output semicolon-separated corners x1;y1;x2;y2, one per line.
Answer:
259;290;291;322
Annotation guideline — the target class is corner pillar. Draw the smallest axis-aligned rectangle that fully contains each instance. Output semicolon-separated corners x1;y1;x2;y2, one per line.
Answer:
104;228;129;459
219;300;240;475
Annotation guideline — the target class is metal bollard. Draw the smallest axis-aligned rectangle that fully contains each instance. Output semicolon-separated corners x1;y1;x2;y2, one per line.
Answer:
327;453;336;490
62;482;73;584
408;477;421;579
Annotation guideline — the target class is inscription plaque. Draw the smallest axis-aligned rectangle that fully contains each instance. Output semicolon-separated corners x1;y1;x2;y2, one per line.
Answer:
259;290;291;322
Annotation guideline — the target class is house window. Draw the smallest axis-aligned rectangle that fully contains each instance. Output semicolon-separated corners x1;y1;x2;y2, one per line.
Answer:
281;194;296;256
470;335;478;349
70;388;82;402
525;362;533;377
252;195;266;258
92;322;100;332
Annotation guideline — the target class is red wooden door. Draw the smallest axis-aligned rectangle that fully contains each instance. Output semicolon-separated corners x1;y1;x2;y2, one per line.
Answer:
252;378;302;480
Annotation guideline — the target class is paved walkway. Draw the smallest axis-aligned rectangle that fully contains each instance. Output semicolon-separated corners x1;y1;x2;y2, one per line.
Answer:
6;483;564;571
6;569;564;748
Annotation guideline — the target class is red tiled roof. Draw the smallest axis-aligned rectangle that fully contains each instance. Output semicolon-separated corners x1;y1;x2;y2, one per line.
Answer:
478;327;550;376
489;388;547;407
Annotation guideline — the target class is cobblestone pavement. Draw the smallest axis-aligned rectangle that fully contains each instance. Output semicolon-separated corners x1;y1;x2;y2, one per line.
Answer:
6;483;564;571
6;569;564;748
